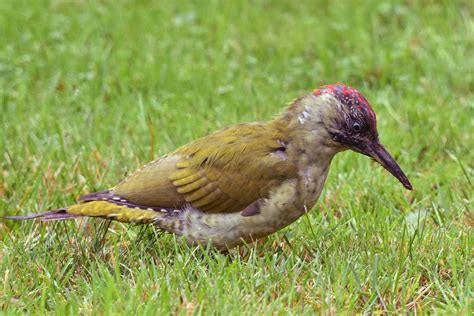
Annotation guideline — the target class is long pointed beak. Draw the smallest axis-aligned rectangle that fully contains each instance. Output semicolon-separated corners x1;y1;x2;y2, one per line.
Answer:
364;142;413;190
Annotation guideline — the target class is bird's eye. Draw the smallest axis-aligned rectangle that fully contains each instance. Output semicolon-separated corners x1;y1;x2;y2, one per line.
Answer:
352;123;361;132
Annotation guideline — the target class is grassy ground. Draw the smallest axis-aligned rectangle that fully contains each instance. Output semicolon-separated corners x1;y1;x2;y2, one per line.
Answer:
0;0;472;314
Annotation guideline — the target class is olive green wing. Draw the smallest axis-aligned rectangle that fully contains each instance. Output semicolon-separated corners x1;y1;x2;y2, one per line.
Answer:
110;123;297;214
111;155;186;208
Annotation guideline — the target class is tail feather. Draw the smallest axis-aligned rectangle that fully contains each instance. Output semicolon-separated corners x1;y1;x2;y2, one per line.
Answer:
3;201;168;224
67;201;165;223
41;212;81;221
3;189;177;224
1;208;79;221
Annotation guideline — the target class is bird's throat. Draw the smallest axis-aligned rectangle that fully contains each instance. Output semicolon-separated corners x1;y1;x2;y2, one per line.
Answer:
274;93;341;210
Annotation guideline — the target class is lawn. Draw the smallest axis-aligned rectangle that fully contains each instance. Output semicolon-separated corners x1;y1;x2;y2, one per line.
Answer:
0;0;472;314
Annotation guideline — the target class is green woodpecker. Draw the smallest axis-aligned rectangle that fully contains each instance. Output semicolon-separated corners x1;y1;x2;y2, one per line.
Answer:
4;84;412;250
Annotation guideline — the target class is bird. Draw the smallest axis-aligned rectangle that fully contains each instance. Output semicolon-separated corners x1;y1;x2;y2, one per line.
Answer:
3;84;412;250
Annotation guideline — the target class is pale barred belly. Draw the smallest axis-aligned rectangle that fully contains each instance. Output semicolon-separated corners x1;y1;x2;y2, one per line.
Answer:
155;174;325;250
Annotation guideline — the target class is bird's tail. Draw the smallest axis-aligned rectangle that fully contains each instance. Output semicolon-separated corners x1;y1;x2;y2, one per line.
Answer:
2;201;164;224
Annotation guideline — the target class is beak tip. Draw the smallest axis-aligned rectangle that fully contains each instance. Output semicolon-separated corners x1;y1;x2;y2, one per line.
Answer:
366;142;413;191
399;174;413;190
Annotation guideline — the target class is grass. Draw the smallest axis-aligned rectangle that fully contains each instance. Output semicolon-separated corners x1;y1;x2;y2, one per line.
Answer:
0;0;472;314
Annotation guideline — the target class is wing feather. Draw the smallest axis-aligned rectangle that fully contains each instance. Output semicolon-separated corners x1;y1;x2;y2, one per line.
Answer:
109;123;296;214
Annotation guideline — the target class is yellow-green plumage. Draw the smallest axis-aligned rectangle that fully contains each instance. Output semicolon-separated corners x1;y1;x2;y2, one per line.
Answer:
4;84;412;250
67;201;159;224
113;123;297;214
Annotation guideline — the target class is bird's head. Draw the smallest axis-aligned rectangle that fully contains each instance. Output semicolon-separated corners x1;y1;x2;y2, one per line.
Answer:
312;83;412;190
